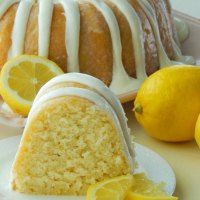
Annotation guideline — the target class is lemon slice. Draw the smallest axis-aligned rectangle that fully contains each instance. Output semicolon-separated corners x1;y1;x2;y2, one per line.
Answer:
0;55;63;116
86;175;134;200
125;174;178;200
126;193;178;200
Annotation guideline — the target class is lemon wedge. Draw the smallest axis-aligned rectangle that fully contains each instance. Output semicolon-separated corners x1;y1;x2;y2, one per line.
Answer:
0;55;63;116
126;193;178;200
86;175;134;200
125;174;178;200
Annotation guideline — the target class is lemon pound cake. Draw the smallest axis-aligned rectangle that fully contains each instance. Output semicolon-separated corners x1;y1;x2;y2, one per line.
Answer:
11;73;135;195
0;0;194;94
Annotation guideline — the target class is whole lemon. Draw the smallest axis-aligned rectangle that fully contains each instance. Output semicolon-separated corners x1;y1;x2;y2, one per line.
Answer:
134;65;200;142
195;114;200;147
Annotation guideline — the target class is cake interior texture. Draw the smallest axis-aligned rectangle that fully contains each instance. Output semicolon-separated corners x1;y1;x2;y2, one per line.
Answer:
11;96;130;195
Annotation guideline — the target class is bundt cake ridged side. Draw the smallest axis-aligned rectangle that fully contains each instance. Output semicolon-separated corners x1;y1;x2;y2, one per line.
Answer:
0;0;194;94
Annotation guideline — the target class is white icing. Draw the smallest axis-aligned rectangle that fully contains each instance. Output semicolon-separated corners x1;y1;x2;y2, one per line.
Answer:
163;0;180;47
139;0;195;66
38;0;54;57
90;0;146;94
0;0;194;95
0;99;26;128
139;0;172;67
0;0;20;19
172;39;195;64
29;87;134;173
107;0;147;79
34;73;135;165
55;0;80;72
174;17;189;43
160;1;195;65
10;0;34;58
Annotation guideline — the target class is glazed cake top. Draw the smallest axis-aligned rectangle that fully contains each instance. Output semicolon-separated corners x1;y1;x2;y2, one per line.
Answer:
0;0;194;95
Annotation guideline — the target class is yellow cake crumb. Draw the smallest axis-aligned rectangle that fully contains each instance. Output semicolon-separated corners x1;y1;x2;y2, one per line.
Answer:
11;96;130;195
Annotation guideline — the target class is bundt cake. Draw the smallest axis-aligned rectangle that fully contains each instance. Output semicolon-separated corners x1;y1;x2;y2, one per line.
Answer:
11;73;135;195
0;0;194;95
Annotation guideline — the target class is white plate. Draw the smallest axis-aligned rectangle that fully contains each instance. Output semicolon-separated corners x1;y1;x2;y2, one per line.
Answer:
0;136;176;200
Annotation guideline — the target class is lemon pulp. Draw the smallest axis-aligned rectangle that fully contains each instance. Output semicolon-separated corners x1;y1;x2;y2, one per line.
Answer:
86;175;134;200
126;174;178;200
0;55;63;116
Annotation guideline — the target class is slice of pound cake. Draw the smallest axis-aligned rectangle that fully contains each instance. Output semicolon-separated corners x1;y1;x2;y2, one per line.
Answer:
11;73;135;195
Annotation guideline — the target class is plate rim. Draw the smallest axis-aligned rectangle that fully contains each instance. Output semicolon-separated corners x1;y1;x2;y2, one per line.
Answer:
134;142;176;195
0;135;176;197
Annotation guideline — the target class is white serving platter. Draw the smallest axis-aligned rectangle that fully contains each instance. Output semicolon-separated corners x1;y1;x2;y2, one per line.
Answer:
0;9;198;200
0;135;176;200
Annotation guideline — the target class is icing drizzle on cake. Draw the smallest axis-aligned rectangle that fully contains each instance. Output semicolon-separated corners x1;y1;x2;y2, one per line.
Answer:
10;0;33;58
56;0;80;72
38;0;54;57
0;0;195;94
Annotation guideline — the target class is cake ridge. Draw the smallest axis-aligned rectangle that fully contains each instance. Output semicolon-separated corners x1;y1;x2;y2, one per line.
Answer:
0;0;195;94
138;0;172;66
108;0;147;79
89;0;146;94
10;0;33;58
34;73;135;165
56;0;80;72
38;0;54;57
0;0;20;19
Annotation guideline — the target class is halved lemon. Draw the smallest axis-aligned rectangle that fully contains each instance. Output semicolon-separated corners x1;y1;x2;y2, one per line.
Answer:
0;55;63;116
86;175;134;200
125;174;178;200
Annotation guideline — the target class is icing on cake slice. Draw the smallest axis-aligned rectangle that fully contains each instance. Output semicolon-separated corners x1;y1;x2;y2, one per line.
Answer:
11;73;135;195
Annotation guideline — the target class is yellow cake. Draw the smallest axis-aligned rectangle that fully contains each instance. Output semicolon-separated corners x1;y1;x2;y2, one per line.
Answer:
11;73;135;195
0;0;194;94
